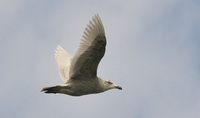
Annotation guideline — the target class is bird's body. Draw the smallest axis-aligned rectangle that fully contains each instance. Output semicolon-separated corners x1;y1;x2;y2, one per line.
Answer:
42;77;104;96
41;14;122;96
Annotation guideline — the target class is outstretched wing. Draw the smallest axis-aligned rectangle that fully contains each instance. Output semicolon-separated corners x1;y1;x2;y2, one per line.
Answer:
69;14;106;79
55;46;72;83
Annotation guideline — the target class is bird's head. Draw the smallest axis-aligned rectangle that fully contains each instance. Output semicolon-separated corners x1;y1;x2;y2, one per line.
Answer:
102;79;122;91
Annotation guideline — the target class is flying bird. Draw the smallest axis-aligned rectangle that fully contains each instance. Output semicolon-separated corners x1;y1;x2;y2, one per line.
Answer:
41;14;122;96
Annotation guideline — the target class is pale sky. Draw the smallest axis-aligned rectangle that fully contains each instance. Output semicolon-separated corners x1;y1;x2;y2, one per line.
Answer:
1;0;200;118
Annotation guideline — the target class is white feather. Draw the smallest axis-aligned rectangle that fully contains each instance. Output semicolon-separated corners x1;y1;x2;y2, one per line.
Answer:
55;46;72;83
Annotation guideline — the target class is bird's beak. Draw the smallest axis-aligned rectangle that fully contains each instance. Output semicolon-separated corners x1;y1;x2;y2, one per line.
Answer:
115;85;122;90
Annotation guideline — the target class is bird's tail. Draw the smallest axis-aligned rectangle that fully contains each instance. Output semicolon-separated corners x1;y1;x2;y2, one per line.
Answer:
41;85;60;94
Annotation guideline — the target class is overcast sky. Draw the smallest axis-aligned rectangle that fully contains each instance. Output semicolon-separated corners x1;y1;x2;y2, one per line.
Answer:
1;0;200;118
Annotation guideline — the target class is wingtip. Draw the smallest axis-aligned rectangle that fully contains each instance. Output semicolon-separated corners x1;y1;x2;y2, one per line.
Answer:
56;45;62;49
81;13;105;41
95;13;99;17
94;13;105;35
55;45;62;52
54;45;64;57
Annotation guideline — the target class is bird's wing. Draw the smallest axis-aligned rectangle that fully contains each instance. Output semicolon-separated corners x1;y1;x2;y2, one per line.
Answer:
55;46;72;83
69;14;106;80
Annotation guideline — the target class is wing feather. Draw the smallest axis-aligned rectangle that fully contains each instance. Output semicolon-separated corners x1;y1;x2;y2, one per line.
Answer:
69;14;106;79
55;46;72;83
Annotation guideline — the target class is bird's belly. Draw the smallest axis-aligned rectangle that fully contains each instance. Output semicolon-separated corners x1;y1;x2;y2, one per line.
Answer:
67;81;103;96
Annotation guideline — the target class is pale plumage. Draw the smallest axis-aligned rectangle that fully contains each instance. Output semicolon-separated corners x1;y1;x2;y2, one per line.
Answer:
55;46;72;83
41;14;122;96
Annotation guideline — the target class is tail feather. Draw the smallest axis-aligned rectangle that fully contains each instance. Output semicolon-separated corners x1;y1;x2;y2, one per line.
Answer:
41;86;59;94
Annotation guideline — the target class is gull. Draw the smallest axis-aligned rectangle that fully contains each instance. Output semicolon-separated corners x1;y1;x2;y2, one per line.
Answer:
41;14;122;96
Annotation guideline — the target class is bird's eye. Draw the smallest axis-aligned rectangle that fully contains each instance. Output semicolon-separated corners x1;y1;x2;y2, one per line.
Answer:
108;81;112;84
